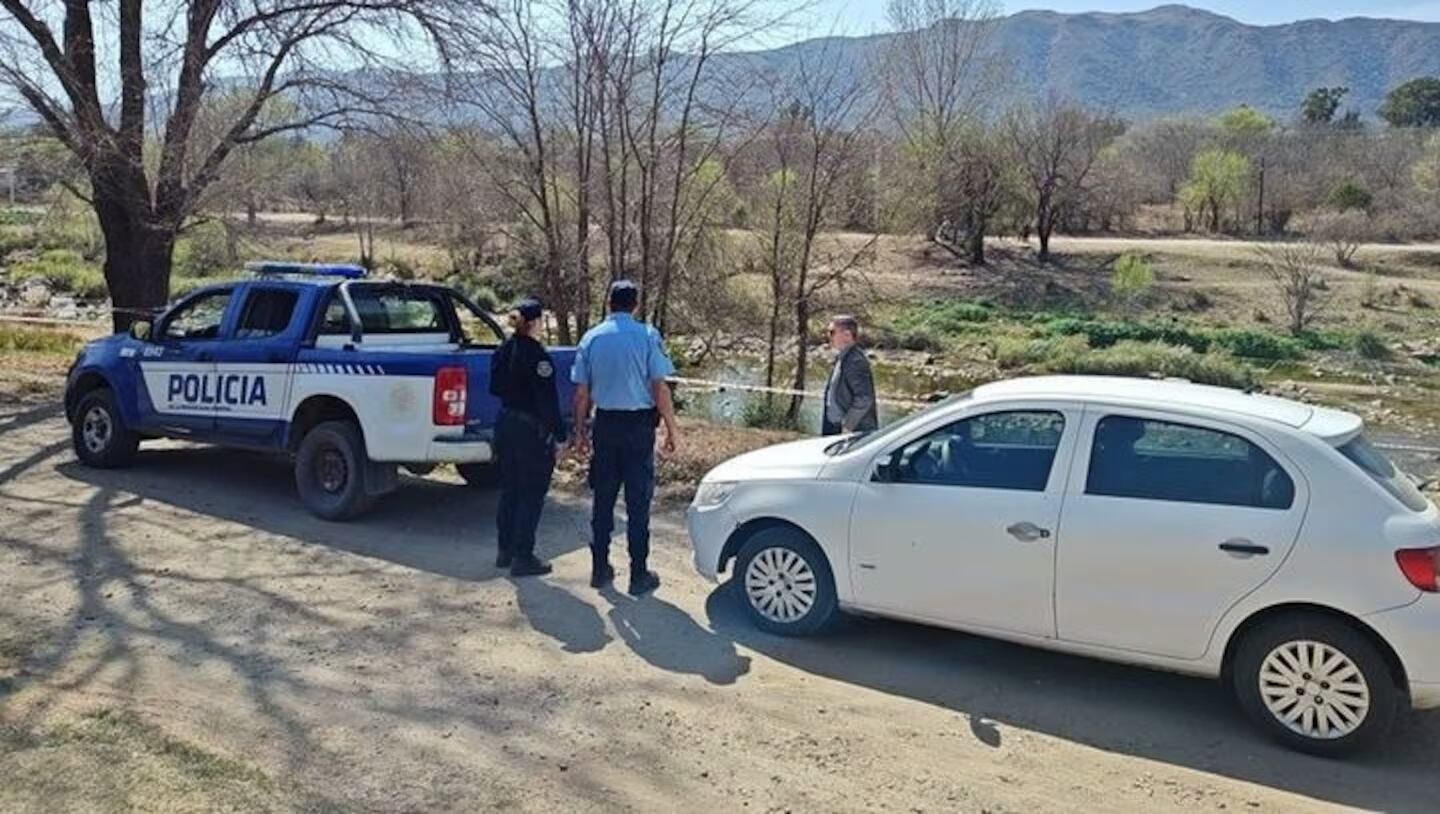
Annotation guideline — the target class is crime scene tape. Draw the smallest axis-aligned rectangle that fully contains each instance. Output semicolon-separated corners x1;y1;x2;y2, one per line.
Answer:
665;375;937;409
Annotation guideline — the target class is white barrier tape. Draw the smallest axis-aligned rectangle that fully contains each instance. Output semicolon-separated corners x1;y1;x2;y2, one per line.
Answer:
666;375;936;408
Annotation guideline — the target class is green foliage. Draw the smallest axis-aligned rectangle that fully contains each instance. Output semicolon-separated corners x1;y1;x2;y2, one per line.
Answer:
896;299;994;335
7;248;106;299
377;256;418;280
741;398;799;431
0;325;83;355
1352;331;1391;360
1180;150;1250;231
1040;340;1256;390
1328;181;1373;212
1218;105;1274;138
1302;86;1350;125
173;220;234;279
1413;134;1440;198
1380;77;1440;128
0;209;41;226
1110;252;1155;310
1036;317;1303;361
1208;328;1304;360
35;189;104;260
990;333;1088;370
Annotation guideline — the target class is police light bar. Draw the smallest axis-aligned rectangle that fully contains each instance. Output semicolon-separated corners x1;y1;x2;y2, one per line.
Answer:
246;262;367;279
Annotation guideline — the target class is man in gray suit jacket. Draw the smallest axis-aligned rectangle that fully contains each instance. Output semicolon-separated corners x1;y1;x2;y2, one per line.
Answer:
821;315;879;436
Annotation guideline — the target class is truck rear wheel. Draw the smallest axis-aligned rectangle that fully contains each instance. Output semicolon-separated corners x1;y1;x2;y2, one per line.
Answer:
295;420;374;520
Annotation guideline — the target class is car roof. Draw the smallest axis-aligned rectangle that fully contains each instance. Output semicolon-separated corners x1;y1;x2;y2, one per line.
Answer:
972;375;1361;440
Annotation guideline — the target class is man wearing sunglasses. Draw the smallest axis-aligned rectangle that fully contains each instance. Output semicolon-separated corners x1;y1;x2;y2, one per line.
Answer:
821;315;878;437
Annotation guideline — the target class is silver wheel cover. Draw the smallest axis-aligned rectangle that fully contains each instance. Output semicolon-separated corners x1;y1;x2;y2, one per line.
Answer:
1258;639;1371;740
744;547;818;624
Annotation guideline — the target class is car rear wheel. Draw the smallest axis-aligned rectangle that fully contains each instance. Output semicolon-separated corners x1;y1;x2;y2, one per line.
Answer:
735;528;838;636
295;420;374;521
71;389;139;468
1232;613;1400;756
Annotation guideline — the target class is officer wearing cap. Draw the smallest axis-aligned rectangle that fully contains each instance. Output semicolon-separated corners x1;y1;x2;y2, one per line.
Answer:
490;297;566;577
571;280;679;596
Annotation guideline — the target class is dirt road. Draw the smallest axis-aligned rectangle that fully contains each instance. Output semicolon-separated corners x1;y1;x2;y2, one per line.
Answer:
2;398;1437;812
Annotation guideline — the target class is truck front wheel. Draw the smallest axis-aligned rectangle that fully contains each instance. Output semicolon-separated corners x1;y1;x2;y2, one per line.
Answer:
295;421;374;520
71;388;139;469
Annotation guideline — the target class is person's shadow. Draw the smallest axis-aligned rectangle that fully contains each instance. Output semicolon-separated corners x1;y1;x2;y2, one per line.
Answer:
602;587;750;685
512;577;611;655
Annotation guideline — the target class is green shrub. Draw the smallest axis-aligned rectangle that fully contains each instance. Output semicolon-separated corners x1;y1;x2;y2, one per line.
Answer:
1039;317;1212;353
1294;330;1349;351
896;299;994;335
1328;181;1374;212
8;248;107;299
741;398;799;431
1353;331;1392;360
1039;340;1255;390
871;324;946;352
0;209;41;226
1208;328;1304;361
378;256;418;281
1111;252;1155;311
991;333;1088;370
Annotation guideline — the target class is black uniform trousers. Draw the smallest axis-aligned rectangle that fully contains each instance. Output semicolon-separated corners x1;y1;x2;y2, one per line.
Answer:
495;410;555;561
589;409;656;573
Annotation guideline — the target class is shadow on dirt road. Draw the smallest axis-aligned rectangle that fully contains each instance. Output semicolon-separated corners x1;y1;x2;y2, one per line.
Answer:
56;444;592;582
705;583;1440;813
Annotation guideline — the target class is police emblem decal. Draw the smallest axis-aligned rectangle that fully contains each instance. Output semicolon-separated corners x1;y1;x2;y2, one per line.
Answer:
537;360;554;378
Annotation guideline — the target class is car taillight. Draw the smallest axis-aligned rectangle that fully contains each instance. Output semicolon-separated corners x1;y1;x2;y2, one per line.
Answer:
1395;547;1440;592
433;366;467;426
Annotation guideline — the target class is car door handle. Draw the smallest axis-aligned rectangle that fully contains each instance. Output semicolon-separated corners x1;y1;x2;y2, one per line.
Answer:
1219;540;1270;556
1006;522;1051;542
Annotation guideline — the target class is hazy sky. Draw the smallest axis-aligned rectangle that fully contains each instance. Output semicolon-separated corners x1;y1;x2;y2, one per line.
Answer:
766;1;1440;44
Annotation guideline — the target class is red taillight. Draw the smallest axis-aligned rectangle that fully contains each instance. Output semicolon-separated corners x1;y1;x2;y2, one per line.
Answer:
1395;547;1440;592
433;366;467;426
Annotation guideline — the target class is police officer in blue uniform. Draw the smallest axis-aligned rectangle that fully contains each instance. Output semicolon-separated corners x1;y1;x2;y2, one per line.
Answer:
491;297;566;577
571;280;679;596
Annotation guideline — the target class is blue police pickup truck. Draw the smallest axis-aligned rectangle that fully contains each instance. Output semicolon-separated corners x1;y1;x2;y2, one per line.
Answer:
63;263;576;520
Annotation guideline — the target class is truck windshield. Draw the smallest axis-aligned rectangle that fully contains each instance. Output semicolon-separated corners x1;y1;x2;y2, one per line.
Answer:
1337;435;1431;512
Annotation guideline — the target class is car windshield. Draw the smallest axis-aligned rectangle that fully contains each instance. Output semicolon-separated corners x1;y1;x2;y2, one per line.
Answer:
1337;434;1431;513
824;391;973;456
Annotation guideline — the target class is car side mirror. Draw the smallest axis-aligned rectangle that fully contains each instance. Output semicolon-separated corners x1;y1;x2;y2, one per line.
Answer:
873;451;900;483
129;320;153;342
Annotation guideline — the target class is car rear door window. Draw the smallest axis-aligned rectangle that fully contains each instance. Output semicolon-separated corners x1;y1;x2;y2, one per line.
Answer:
1086;415;1295;510
893;411;1065;491
236;288;298;339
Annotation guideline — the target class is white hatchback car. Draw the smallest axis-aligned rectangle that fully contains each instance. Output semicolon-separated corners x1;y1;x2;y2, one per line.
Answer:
687;376;1440;755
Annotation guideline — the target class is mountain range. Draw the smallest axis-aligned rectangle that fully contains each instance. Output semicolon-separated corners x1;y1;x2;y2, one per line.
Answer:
742;4;1440;122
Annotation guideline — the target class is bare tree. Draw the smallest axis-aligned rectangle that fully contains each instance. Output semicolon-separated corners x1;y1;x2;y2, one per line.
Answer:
881;0;1003;259
0;0;465;329
1006;98;1122;262
1255;241;1332;335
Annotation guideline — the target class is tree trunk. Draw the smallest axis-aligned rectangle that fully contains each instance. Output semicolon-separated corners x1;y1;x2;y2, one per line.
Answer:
968;218;986;265
787;296;809;425
96;194;175;333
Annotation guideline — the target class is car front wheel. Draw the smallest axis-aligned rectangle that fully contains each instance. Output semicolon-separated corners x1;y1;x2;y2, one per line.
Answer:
71;389;139;468
735;528;838;636
1232;613;1400;756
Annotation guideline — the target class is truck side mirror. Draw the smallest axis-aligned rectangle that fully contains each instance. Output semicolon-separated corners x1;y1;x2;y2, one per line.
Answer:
129;320;153;342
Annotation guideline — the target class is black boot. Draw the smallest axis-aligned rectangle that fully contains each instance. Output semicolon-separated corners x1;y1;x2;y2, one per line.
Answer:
495;549;513;569
628;569;661;597
590;558;615;589
509;555;552;577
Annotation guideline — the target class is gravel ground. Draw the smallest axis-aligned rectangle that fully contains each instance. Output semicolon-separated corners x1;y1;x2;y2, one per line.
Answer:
2;392;1438;813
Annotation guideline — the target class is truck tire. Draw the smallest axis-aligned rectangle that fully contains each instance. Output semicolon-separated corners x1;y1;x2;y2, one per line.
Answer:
71;388;139;469
295;420;374;520
456;462;499;488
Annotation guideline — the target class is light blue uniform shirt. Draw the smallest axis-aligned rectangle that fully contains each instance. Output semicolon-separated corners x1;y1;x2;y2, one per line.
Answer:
570;313;676;410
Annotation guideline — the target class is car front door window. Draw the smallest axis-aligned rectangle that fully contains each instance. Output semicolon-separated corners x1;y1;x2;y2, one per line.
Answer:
893;410;1066;491
162;291;232;341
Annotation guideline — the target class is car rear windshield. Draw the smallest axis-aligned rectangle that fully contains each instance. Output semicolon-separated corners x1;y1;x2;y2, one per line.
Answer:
1338;435;1431;512
320;287;449;335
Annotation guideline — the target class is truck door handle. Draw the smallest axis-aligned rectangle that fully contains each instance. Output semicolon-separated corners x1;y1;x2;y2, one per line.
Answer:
1006;522;1051;542
1219;540;1270;556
